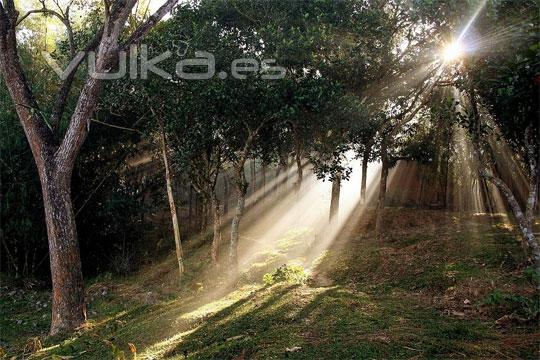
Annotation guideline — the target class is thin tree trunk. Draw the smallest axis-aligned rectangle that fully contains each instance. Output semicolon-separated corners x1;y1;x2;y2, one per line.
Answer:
274;166;281;197
361;147;370;204
251;159;257;196
229;170;247;270
482;170;540;279
210;193;222;265
223;174;230;215
198;194;208;233
294;137;303;192
261;164;267;203
188;185;193;233
281;159;288;193
375;143;389;237
41;170;86;335
295;151;303;193
329;175;341;222
160;125;184;279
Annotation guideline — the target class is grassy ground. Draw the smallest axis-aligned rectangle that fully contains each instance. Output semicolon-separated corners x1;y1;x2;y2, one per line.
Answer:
1;209;538;359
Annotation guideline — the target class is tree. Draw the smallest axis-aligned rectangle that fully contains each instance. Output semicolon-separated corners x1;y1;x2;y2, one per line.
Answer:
0;0;179;334
454;0;539;278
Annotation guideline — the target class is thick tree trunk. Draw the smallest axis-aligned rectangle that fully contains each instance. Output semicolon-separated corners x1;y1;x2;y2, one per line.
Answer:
360;147;370;204
329;175;341;222
375;145;389;236
0;0;180;336
210;193;222;265
160;127;184;278
41;169;86;335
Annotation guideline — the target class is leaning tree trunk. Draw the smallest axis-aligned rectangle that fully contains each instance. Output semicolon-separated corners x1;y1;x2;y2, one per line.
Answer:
229;170;247;270
481;170;540;282
160;126;184;278
41;167;86;335
375;144;389;237
360;147;371;204
329;175;341;222
210;193;222;265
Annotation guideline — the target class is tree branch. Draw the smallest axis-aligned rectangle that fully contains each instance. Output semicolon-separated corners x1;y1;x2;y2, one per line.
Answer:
122;0;179;49
50;27;104;133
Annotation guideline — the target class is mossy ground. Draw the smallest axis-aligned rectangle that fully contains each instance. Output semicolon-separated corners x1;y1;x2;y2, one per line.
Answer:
1;209;538;359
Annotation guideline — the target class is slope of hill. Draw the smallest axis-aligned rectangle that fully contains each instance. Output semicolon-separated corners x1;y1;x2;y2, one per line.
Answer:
1;209;538;359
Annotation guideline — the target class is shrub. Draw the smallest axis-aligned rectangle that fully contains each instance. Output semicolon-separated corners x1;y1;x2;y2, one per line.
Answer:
482;290;539;320
263;264;308;285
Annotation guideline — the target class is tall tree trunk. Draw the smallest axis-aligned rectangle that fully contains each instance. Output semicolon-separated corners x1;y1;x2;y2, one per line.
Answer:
41;169;86;335
329;175;341;222
188;185;193;233
250;159;257;197
375;143;389;237
360;147;371;204
295;151;303;193
229;170;247;270
294;134;303;192
210;193;222;265
160;126;184;278
281;159;288;193
198;195;208;233
261;164;267;203
223;174;230;215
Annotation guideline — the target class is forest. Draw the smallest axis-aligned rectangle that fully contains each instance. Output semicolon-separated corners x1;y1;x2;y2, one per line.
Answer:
0;0;539;358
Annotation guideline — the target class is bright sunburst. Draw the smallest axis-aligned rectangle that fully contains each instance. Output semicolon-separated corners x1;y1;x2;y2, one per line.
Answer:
442;41;464;62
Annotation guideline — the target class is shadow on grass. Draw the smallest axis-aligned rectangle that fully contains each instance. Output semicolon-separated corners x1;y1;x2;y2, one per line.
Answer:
155;282;505;360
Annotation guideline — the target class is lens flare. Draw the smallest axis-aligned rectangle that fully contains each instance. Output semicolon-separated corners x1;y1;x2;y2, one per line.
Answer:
442;41;464;62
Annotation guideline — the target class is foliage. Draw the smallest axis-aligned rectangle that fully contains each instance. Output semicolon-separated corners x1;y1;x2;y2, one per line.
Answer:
482;290;540;320
263;264;308;285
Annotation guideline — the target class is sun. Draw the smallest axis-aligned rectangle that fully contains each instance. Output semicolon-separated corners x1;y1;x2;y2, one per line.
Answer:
442;41;464;62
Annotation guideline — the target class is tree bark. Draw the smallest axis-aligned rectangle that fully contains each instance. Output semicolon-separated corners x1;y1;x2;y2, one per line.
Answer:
261;164;267;203
223;174;230;215
0;0;180;335
41;169;86;335
229;170;247;270
329;175;341;222
295;151;303;193
188;185;193;233
294;133;303;192
160;125;184;278
210;192;222;265
375;142;389;237
273;166;281;197
250;158;257;197
482;170;540;279
360;147;371;204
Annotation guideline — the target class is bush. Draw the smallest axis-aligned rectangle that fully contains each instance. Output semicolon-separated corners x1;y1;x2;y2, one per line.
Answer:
482;290;539;320
263;264;308;285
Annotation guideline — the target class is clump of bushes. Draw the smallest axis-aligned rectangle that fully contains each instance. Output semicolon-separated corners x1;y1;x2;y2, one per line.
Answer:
482;290;539;320
263;264;308;285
